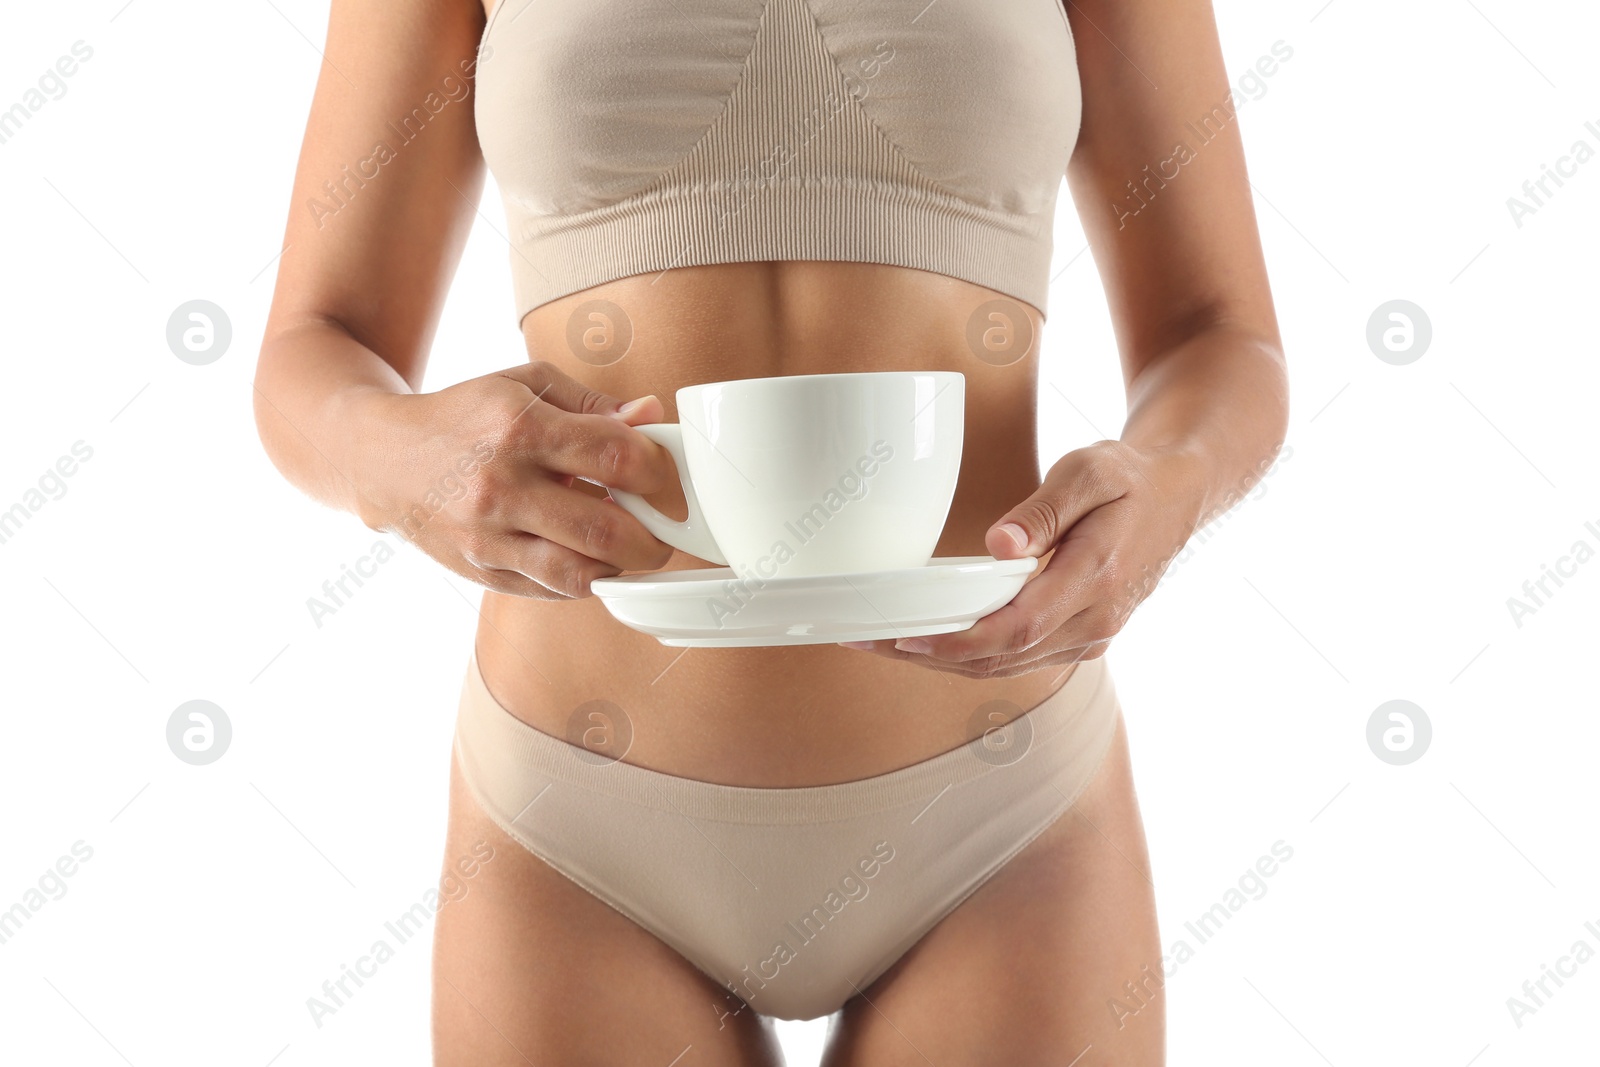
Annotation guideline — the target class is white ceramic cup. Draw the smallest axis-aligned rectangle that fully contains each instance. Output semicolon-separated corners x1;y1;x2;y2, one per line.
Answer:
608;371;965;578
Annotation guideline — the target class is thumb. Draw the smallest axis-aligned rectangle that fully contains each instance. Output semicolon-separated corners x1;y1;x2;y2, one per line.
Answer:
986;451;1124;559
498;361;661;421
985;517;1037;560
606;393;664;425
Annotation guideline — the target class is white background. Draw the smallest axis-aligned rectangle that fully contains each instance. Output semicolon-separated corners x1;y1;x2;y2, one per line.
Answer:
2;0;1596;1064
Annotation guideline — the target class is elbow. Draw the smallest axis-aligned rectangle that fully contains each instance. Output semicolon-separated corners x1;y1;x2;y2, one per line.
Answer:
250;367;277;467
251;332;304;483
1257;331;1291;449
251;355;292;487
1198;313;1290;449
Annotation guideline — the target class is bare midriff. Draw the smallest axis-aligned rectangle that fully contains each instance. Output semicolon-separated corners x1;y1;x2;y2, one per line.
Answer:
473;259;1079;788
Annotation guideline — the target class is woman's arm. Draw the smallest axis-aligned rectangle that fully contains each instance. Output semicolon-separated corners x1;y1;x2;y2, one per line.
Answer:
1065;0;1289;525
253;0;675;599
845;0;1288;674
254;0;487;516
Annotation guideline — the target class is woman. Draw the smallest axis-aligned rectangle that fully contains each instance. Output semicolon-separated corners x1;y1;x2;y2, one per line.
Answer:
254;0;1288;1062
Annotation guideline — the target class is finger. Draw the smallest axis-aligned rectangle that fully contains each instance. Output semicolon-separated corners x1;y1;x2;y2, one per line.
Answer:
606;392;666;426
945;642;1113;680
469;531;628;599
864;636;1112;680
901;505;1124;663
836;638;940;663
511;404;679;495
922;624;1112;678
453;556;571;601
836;626;1066;674
492;360;673;491
511;479;675;572
837;644;1001;678
496;359;634;418
984;444;1134;563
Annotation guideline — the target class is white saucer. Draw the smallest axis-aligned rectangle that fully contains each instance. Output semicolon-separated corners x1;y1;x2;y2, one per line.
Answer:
590;556;1038;647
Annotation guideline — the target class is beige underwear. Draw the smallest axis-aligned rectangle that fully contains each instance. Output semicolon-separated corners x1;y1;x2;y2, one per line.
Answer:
474;0;1083;323
453;650;1121;1021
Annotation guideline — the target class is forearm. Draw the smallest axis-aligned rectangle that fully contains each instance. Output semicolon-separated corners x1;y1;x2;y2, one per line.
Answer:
1118;321;1289;529
252;318;413;525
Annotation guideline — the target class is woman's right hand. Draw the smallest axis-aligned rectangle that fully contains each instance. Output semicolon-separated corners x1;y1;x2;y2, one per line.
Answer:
347;361;677;600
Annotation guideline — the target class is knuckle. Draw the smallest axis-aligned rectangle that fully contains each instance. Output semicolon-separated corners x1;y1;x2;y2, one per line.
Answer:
575;560;615;596
582;511;622;557
510;404;547;450
575;386;614;417
568;560;607;598
458;527;494;566
540;552;586;599
593;434;633;484
1011;498;1059;545
1010;614;1048;651
483;417;533;469
460;473;498;519
459;533;487;563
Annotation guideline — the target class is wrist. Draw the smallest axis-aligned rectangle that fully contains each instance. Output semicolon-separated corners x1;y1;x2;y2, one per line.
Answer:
1149;435;1284;532
1133;440;1214;526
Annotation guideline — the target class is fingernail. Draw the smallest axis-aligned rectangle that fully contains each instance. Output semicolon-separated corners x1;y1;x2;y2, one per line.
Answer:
896;638;932;653
997;522;1030;552
838;641;876;650
612;395;654;418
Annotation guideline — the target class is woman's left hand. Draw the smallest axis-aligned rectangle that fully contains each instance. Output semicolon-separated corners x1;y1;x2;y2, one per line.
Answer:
839;440;1208;678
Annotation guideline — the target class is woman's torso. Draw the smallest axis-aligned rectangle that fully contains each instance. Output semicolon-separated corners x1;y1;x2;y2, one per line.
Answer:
474;258;1076;787
470;0;1081;786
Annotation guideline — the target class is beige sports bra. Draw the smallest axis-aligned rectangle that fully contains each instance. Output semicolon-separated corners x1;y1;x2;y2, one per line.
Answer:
474;0;1081;324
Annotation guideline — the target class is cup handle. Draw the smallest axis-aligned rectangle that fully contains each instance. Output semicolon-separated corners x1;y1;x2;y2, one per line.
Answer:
606;423;729;566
